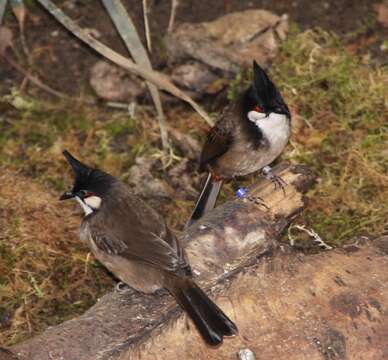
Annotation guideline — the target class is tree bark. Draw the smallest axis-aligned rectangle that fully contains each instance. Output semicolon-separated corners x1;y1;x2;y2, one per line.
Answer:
10;163;320;359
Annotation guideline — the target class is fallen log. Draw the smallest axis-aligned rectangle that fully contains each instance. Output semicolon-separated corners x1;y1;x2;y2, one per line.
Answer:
127;236;388;360
11;163;317;359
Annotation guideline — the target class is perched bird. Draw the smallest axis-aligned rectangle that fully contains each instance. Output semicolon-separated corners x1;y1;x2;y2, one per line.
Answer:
59;150;237;346
187;61;291;226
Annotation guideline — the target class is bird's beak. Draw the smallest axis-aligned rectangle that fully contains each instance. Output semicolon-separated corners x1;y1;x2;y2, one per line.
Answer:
59;191;75;201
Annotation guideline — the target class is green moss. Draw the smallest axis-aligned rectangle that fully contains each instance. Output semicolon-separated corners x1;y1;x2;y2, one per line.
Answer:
274;29;388;246
103;116;135;137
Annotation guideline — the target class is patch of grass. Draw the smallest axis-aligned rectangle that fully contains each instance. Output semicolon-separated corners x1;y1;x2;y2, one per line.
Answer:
0;99;187;345
103;116;136;138
272;29;388;245
0;170;115;345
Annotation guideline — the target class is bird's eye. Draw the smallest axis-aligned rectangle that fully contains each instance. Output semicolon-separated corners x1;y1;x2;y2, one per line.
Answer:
253;105;262;112
79;190;92;198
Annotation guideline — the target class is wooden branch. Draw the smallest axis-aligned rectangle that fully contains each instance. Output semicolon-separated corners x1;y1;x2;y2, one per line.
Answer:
119;236;388;360
124;236;388;360
11;163;316;360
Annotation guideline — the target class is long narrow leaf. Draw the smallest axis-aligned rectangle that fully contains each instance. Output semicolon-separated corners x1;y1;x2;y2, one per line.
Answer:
168;0;178;32
0;0;8;25
142;0;152;52
102;0;168;148
36;0;212;126
10;0;25;33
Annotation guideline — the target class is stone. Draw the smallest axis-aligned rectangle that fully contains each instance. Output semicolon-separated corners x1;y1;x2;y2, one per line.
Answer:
89;61;145;102
127;156;173;200
171;62;219;95
164;10;288;96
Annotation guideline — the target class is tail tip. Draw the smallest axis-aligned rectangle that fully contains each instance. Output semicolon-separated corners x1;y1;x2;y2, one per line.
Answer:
204;321;238;346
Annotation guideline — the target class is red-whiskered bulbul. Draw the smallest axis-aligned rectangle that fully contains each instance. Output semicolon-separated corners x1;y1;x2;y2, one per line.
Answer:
59;150;237;346
187;61;291;226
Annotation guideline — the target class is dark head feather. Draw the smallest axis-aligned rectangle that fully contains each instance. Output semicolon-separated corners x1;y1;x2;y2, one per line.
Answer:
62;150;116;198
243;61;290;117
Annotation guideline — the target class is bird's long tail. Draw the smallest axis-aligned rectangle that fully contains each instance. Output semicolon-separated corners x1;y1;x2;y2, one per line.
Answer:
168;277;237;346
186;172;223;227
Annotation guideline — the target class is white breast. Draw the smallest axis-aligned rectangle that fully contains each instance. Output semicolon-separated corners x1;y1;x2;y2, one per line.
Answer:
247;111;290;166
248;111;290;153
76;196;93;216
75;195;102;216
84;196;102;210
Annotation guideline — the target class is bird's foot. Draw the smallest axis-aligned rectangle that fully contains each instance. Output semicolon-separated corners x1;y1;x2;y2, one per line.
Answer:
116;281;130;293
261;166;287;195
236;188;269;209
246;195;270;209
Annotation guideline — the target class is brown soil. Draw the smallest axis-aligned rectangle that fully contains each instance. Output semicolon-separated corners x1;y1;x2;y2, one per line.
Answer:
0;0;386;98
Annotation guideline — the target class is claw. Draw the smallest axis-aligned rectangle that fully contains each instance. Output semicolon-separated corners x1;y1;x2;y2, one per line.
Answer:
246;195;270;210
261;166;287;196
236;187;270;209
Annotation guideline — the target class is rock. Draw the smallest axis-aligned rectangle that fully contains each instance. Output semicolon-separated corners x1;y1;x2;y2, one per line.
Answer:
171;62;220;96
89;61;145;102
168;127;201;160
165;10;289;80
127;156;173;200
238;348;257;360
167;159;198;198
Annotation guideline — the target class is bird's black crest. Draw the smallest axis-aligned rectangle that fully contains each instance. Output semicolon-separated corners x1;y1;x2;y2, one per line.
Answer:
244;60;290;117
63;150;116;196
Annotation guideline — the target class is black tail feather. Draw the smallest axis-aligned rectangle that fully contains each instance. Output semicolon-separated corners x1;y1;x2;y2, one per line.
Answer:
170;278;237;346
186;173;223;227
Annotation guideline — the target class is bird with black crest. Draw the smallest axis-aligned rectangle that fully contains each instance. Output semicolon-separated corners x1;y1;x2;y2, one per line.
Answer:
59;150;237;346
187;61;291;227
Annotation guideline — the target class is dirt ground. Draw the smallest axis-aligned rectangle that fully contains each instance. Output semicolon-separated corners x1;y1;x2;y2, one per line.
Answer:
1;0;386;97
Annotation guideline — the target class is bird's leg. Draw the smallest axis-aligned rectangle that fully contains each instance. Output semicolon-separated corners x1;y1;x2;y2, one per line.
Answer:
261;166;287;195
236;187;269;210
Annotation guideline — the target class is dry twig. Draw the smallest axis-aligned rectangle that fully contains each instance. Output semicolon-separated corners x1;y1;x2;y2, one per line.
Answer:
168;0;178;32
36;0;212;126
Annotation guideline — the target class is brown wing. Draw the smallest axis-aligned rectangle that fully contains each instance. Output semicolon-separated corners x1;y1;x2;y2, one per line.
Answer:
199;104;236;170
86;185;188;274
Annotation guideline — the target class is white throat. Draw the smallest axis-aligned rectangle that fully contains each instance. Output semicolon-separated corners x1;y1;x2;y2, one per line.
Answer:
75;195;102;216
247;110;290;152
247;110;267;123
